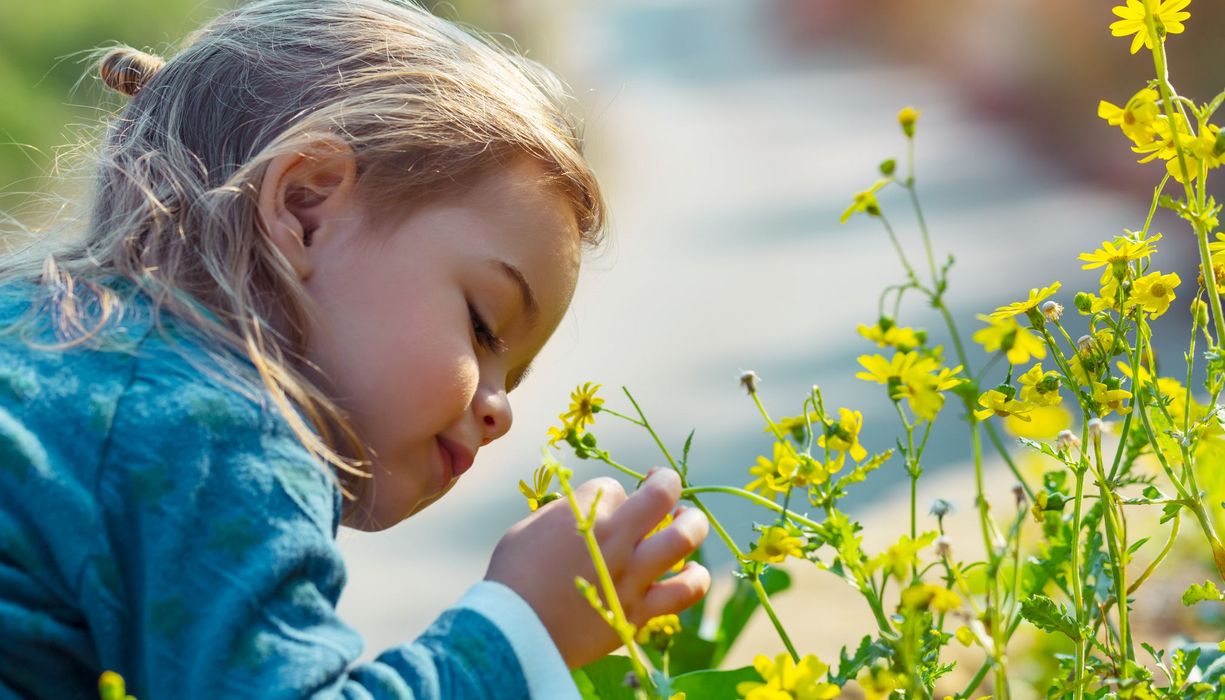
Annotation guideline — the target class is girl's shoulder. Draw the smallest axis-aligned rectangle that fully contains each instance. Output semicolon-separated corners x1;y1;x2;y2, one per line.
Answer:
0;276;340;534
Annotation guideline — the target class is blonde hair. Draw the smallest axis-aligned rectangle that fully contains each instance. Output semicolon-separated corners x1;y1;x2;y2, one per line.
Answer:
0;0;606;520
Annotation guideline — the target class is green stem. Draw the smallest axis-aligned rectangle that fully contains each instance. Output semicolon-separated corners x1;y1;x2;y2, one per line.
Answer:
878;213;922;285
751;575;799;662
1070;448;1088;700
558;471;654;690
622;388;680;475
681;486;822;530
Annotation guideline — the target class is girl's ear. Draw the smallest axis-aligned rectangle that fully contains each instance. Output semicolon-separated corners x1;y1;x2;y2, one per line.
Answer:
256;135;358;281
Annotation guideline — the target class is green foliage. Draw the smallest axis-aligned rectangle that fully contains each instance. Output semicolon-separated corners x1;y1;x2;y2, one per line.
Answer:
1181;580;1225;606
1021;594;1083;642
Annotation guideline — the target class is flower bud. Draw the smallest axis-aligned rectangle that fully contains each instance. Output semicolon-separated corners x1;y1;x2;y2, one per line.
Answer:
1037;374;1061;394
878;315;895;332
993;383;1017;401
914;329;928;345
1077;335;1095;354
1193;299;1210;330
739;370;760;395
1041;300;1064;322
898;106;920;137
879;158;897;176
1012;483;1027;506
1074;292;1093;314
1215;129;1225;158
1056;429;1080;452
1088;417;1103;440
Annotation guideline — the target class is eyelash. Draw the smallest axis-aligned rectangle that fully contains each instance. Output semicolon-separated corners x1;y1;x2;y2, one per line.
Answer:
468;304;508;354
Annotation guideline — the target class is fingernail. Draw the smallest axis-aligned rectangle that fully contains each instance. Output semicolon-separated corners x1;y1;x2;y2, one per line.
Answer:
645;466;662;480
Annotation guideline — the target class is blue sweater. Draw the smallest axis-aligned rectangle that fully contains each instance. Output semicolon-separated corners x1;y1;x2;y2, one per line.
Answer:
0;277;577;699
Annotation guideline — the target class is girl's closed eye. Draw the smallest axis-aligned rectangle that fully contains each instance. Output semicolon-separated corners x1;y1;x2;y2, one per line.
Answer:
468;302;508;354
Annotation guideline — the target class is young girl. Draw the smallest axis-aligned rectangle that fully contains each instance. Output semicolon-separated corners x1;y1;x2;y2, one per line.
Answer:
0;0;711;696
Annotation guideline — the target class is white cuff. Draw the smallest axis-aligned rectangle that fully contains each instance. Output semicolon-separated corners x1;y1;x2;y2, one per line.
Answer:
454;580;580;699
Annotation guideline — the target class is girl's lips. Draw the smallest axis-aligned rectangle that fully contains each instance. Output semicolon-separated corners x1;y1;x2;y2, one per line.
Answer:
437;436;475;479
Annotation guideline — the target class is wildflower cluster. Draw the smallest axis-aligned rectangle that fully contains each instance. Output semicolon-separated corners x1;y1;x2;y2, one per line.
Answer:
533;2;1225;698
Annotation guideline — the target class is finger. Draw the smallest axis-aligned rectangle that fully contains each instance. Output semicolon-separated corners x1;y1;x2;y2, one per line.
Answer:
627;506;709;587
631;562;711;623
606;469;681;548
573;476;628;515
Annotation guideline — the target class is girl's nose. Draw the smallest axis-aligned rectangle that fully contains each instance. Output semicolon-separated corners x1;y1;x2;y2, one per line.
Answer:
476;385;513;446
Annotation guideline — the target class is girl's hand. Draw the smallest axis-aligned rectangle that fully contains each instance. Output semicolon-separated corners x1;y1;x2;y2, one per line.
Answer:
485;468;710;669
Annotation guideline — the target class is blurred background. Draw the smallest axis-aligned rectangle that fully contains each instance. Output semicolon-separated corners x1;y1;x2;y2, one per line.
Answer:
3;0;1223;695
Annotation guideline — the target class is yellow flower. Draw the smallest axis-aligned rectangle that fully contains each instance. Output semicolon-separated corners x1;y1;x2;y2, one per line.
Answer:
900;582;962;613
857;352;964;421
858;322;922;351
635;614;681;647
1131;270;1181;317
818;408;868;462
989;282;1061;320
1078;234;1160;279
559;382;603;434
518;464;558;512
737;654;839;700
745;525;806;564
99;672;136;700
870;531;937;579
1092;380;1133;417
1066;352;1101;387
1099;88;1162;145
856;351;933;387
1005;403;1073;439
859;667;901;700
1117;360;1153;388
972;315;1047;365
974;389;1034;422
898;106;920;137
1018;363;1062;406
1109;0;1191;55
841;179;891;223
1156;376;1189;422
772;411;822;442
644;513;687;573
746;442;800;497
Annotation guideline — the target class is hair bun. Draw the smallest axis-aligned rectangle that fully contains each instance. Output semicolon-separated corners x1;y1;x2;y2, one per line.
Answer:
99;47;165;97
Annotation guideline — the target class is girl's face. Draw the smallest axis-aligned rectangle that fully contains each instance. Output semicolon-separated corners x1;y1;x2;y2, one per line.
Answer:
259;152;582;531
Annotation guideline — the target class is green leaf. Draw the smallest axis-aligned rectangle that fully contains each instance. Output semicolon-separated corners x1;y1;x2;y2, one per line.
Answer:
679;429;695;480
573;656;636;700
670;666;764;699
1020;594;1082;641
1182;580;1225;606
830;635;892;685
1126;537;1151;556
710;567;792;667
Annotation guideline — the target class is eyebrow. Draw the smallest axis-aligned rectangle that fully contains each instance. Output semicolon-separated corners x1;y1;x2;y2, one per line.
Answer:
495;259;539;328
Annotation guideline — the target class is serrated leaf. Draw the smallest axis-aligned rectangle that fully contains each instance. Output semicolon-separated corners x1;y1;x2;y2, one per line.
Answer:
830;635;892;686
680;429;695;480
1020;594;1082;641
1018;437;1072;466
1182;580;1225;606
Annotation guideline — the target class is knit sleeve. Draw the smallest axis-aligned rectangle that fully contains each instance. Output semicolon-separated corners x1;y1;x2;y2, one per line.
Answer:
87;355;543;699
